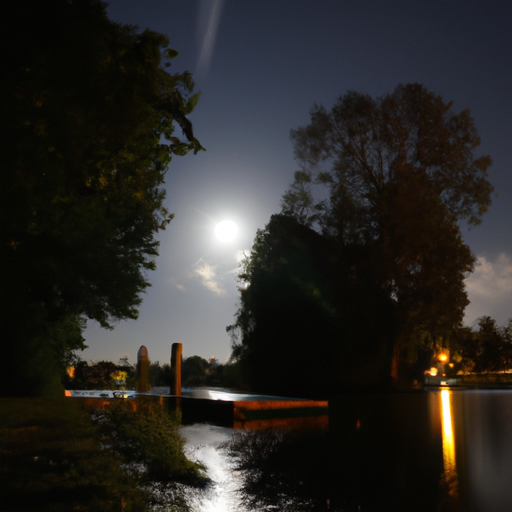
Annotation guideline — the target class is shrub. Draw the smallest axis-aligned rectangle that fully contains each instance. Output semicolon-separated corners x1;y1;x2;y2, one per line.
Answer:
92;399;208;484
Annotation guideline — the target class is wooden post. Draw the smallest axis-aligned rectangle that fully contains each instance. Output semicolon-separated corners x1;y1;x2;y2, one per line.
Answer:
170;343;182;396
136;345;150;393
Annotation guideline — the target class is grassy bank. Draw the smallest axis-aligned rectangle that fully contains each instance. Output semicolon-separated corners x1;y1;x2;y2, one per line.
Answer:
0;397;207;512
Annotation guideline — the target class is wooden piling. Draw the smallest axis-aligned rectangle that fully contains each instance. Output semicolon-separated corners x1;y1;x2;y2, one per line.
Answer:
170;343;182;396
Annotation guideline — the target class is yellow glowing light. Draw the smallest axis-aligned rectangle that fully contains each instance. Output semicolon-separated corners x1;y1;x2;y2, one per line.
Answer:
438;353;449;363
110;370;128;383
429;367;438;376
440;389;458;497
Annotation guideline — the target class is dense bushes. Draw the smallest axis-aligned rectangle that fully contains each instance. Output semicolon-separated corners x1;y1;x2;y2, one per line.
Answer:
0;397;208;511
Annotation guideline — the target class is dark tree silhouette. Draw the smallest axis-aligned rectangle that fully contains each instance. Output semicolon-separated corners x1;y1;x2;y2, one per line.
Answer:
228;214;395;397
282;84;492;383
0;0;203;396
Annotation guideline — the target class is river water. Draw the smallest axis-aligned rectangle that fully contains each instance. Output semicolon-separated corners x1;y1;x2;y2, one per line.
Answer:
447;389;512;512
179;389;512;512
180;423;239;511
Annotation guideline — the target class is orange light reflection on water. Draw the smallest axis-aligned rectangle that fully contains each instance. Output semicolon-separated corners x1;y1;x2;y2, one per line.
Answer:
440;389;458;498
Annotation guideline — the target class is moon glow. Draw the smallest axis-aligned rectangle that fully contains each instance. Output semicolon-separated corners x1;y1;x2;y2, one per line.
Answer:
215;220;238;242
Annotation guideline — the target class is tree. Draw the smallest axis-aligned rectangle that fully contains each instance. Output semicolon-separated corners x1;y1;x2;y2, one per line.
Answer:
73;360;126;390
182;356;209;387
279;84;492;384
0;0;203;396
228;214;396;397
452;317;512;373
149;361;172;387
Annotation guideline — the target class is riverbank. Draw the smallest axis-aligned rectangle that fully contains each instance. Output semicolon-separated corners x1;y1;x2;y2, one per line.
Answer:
0;397;143;511
0;397;206;512
425;371;512;388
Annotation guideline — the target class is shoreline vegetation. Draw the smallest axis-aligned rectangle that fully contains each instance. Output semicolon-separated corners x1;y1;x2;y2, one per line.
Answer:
2;375;511;511
449;371;512;387
0;397;208;512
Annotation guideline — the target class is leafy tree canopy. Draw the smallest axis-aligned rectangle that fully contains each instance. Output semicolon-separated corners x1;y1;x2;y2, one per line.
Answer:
229;214;396;396
452;317;512;374
182;356;209;387
0;0;203;396
283;84;493;382
232;84;493;390
285;83;492;230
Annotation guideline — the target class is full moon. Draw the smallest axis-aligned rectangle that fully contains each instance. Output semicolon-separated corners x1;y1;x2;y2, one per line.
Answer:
215;220;238;242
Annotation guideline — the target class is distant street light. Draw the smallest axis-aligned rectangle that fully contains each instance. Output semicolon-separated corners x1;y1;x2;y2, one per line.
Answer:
438;353;449;363
437;352;449;377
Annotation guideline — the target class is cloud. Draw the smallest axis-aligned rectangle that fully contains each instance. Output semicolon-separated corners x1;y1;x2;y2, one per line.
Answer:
168;278;186;292
193;259;226;296
466;253;512;301
196;0;225;77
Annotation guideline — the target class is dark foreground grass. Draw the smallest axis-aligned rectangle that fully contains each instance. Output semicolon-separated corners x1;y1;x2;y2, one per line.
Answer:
0;398;207;512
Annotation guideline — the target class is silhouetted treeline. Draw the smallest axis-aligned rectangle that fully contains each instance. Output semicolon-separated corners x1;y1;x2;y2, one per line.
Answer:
451;316;512;374
0;0;203;398
181;356;247;389
69;360;135;390
228;215;396;398
228;84;493;396
67;356;247;391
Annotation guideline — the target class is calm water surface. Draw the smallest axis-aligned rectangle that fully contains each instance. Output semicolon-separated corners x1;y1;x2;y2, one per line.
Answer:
327;389;512;511
449;389;512;512
181;389;512;512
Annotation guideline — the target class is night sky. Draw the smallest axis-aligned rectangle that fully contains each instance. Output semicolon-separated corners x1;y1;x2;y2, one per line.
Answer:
81;0;512;366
